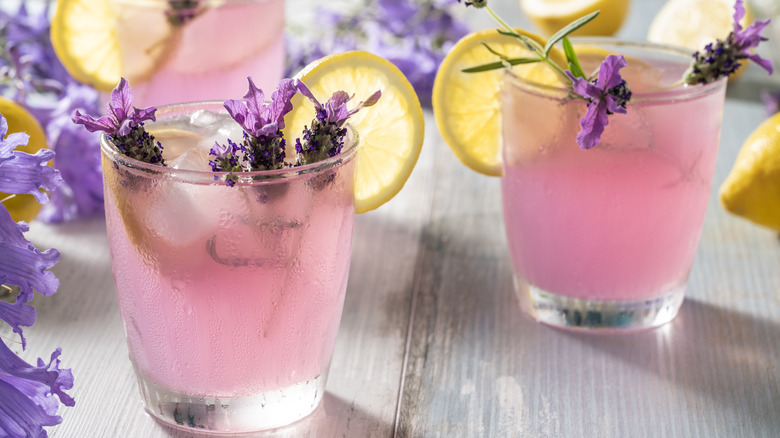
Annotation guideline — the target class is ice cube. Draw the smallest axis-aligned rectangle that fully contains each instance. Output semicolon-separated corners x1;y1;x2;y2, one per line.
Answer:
169;147;211;172
190;109;220;128
196;118;245;154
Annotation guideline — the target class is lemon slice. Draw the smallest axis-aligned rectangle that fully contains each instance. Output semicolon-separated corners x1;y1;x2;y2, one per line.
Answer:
285;51;425;214
520;0;630;37
0;97;51;222
51;0;177;92
720;112;780;232
432;28;566;176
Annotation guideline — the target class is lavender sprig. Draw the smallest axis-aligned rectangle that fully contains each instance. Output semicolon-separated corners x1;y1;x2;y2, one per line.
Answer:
294;83;381;165
0;113;73;437
72;78;164;165
221;77;298;173
684;0;773;84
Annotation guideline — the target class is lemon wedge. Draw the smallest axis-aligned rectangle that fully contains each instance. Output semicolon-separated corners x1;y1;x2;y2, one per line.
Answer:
432;28;566;176
520;0;630;37
285;51;425;213
51;0;176;91
0;97;50;222
720;112;780;232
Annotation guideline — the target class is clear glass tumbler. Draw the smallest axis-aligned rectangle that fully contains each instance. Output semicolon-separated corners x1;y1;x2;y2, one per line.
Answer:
101;102;356;432
112;0;285;107
501;40;727;331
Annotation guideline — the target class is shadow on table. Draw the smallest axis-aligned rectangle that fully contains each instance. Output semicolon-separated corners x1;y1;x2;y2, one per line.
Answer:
564;297;780;431
159;392;386;438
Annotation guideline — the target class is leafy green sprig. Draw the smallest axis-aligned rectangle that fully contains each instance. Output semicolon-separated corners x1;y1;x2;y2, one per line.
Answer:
462;9;600;83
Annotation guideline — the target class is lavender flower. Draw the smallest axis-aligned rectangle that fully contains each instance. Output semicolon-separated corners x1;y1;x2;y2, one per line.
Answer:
208;139;243;186
0;116;63;204
1;2;104;223
222;77;297;171
684;0;772;84
761;90;780;116
285;0;467;107
72;78;164;165
38;84;103;223
294;82;381;165
0;115;73;437
566;55;632;150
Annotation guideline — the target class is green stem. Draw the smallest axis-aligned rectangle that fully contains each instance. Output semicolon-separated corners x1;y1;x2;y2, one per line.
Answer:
485;6;571;82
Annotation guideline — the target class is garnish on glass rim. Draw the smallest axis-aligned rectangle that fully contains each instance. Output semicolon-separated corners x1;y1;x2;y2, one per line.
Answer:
72;76;381;187
457;0;772;149
72;78;164;165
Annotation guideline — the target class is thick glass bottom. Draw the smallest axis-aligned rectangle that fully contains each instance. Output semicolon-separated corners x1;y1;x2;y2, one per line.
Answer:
514;276;685;331
136;371;327;434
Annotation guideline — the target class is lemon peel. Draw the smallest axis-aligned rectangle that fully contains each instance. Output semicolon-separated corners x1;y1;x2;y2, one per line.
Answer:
720;113;780;232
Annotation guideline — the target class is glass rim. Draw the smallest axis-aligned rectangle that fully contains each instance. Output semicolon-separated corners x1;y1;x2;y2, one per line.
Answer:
100;100;359;186
504;37;728;104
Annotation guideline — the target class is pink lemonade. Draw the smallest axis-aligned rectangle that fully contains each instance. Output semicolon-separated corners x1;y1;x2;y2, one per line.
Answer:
501;42;727;329
101;103;356;431
114;0;285;107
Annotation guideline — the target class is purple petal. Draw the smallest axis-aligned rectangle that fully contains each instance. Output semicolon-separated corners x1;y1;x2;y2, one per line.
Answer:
130;106;156;125
566;72;602;100
242;77;266;125
0;149;62;203
576;101;610;150
326;91;351;109
733;0;746;33
735;18;771;49
223;99;249;130
115;119;134;137
0;206;60;301
0;301;36;349
361;90;382;107
760;90;780;115
107;78;132;125
265;78;298;129
0;376;63;437
0;343;74;409
345;90;382;120
748;53;774;74
597;55;628;91
295;80;321;108
71;111;117;134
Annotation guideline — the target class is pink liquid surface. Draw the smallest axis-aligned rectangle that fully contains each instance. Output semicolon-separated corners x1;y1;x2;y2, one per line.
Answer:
103;149;355;397
501;55;726;301
115;0;285;107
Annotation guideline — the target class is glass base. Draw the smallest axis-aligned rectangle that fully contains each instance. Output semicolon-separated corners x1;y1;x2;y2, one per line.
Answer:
514;276;685;331
136;372;327;434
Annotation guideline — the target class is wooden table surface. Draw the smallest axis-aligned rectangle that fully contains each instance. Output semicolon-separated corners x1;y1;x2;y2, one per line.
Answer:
13;0;780;436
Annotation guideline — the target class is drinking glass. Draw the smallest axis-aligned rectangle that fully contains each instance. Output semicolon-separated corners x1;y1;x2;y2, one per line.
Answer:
501;39;727;330
113;0;285;107
101;101;356;432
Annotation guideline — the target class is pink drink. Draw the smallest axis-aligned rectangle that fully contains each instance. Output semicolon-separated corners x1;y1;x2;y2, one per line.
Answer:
501;41;727;329
114;0;284;107
101;103;356;431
